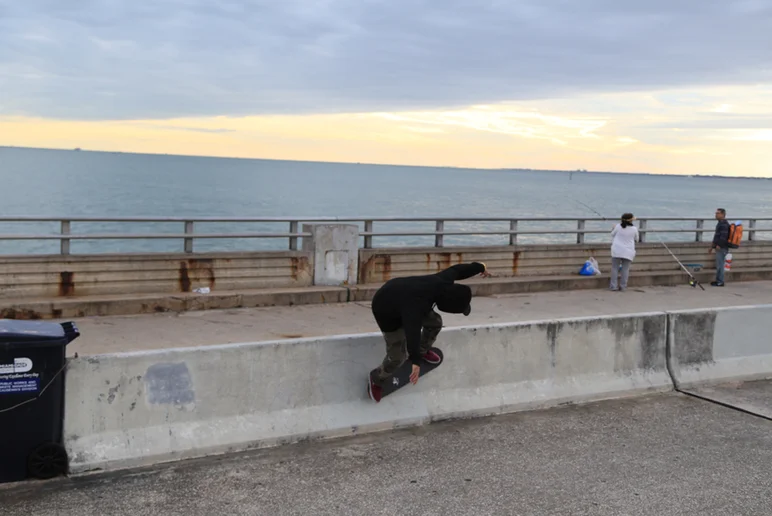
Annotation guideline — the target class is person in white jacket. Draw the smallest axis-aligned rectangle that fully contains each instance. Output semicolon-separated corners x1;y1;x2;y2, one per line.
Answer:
610;213;638;291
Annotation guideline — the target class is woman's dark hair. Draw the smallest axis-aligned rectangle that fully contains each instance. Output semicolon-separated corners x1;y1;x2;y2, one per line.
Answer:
621;213;634;228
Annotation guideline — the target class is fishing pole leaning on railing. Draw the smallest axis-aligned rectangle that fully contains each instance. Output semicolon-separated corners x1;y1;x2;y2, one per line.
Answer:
570;198;705;290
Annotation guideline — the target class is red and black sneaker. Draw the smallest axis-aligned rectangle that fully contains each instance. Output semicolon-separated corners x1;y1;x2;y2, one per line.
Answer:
422;349;442;365
367;375;383;402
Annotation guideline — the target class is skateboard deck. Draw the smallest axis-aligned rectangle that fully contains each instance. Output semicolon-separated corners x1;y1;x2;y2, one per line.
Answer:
367;347;444;402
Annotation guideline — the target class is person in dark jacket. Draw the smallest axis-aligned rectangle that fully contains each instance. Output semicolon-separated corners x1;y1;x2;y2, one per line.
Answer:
709;208;730;286
367;262;490;398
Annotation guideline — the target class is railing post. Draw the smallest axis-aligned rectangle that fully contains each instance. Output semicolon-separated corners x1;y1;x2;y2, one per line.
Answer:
638;219;647;242
749;219;756;241
695;219;703;242
289;221;299;250
60;220;71;255
364;220;373;249
435;220;444;248
509;219;518;246
184;221;194;253
303;224;359;286
577;219;585;244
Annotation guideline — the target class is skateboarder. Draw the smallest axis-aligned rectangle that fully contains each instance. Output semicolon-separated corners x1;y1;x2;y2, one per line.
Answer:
368;261;490;398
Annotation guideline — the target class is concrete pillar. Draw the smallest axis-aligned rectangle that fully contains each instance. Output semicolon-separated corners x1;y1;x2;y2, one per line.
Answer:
302;224;359;286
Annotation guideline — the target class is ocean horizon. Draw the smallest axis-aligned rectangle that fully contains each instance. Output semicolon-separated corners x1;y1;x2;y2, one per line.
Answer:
1;145;771;254
4;145;771;180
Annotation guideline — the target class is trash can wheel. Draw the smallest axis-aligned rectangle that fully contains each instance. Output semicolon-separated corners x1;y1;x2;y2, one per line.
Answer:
27;442;69;479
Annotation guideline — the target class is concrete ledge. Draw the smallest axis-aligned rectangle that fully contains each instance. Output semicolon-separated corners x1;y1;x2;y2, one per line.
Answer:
353;268;772;301
358;242;772;283
668;304;772;389
0;287;350;320
58;302;772;475
0;251;314;299
63;312;671;474
4;268;772;319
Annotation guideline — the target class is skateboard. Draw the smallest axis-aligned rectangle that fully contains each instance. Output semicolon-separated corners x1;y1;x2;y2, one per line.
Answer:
367;347;444;402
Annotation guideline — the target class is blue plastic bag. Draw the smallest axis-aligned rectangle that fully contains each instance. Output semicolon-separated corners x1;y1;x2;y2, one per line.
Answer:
579;257;601;276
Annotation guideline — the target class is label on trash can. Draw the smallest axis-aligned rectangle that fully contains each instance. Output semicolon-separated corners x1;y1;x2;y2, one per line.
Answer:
0;357;33;375
0;376;40;394
0;357;39;394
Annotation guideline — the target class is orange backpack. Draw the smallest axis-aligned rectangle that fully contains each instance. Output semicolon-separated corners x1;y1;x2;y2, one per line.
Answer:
728;221;743;249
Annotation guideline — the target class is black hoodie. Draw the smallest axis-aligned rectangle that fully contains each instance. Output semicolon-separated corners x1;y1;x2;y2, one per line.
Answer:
371;262;486;365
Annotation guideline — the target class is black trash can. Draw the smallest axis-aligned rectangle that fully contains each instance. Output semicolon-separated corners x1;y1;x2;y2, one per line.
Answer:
0;319;80;484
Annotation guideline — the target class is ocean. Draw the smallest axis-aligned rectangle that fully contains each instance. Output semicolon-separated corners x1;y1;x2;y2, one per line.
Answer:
1;146;771;254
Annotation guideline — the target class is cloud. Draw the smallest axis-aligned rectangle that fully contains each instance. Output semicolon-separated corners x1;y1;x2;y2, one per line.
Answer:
1;0;772;120
644;117;772;129
151;125;235;134
375;107;609;146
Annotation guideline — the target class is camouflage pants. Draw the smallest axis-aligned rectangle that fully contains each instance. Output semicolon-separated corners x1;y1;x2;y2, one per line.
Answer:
374;310;443;383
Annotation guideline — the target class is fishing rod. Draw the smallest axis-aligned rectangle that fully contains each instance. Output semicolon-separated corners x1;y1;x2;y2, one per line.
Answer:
657;237;705;290
568;197;705;290
573;199;609;221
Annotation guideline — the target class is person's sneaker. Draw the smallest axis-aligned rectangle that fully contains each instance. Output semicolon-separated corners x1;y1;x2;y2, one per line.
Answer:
422;349;442;365
367;376;382;402
710;281;725;287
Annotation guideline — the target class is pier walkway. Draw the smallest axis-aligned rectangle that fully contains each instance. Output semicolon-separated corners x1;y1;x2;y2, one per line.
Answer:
64;279;772;356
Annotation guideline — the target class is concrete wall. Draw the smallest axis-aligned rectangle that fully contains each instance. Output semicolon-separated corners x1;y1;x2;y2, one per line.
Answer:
3;240;772;301
63;312;671;474
0;251;313;299
668;304;772;388
358;242;772;283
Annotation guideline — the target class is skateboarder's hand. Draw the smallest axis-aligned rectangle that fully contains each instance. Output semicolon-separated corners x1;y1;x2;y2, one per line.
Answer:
480;270;492;278
410;364;420;384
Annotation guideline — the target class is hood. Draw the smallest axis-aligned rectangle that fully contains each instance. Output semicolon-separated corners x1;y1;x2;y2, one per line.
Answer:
435;284;472;316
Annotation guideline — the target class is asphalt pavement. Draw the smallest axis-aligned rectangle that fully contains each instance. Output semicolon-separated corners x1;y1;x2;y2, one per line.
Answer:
2;383;772;515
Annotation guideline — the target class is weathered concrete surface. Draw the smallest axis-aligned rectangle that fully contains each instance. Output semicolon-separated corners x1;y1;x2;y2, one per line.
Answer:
4;392;772;515
358;241;772;283
668;304;772;389
1;286;350;321
684;379;772;419
302;223;359;286
5;267;772;320
63;280;772;356
62;313;671;474
0;251;313;299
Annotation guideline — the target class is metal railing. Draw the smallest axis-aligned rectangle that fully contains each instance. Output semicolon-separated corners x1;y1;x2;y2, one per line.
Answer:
0;216;770;255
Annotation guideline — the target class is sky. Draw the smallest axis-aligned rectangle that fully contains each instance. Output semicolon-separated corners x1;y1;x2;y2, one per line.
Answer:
1;0;771;176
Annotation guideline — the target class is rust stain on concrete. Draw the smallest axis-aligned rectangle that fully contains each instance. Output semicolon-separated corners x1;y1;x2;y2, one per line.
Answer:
189;258;216;289
512;251;521;276
179;262;191;292
59;271;75;297
359;254;392;283
179;259;217;292
289;256;310;281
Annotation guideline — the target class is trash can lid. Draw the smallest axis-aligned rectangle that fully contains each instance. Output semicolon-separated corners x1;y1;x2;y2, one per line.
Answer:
0;319;65;341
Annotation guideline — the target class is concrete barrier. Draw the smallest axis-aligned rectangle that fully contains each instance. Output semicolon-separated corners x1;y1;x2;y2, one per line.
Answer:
0;251;313;299
6;240;772;301
667;304;772;388
63;312;671;474
358;242;772;283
